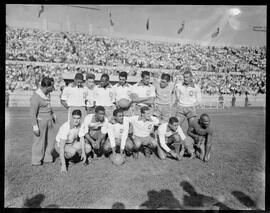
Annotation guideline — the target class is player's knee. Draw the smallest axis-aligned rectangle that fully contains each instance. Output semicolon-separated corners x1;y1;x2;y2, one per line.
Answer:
85;143;92;154
66;148;76;158
125;141;133;151
92;142;100;150
173;133;181;142
134;139;142;149
151;139;158;148
103;143;112;153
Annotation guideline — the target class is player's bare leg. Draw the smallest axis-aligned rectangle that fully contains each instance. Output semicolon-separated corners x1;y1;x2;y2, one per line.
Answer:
133;137;142;159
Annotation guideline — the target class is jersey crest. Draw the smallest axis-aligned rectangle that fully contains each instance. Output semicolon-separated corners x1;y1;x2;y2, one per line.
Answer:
146;89;151;96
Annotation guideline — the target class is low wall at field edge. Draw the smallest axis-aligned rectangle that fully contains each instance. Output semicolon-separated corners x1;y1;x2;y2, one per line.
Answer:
6;91;266;108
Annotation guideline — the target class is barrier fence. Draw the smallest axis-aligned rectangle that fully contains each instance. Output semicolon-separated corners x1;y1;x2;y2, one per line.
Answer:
5;91;266;108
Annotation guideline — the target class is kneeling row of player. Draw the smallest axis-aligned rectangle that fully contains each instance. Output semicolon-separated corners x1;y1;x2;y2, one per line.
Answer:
55;106;213;173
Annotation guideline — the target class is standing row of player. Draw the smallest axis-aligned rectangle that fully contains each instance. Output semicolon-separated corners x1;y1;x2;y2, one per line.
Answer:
30;71;213;173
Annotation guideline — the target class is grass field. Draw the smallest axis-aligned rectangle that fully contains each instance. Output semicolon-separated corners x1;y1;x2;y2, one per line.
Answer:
5;107;265;210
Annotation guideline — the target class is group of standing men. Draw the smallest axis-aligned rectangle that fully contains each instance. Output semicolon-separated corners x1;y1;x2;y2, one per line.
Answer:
30;70;213;173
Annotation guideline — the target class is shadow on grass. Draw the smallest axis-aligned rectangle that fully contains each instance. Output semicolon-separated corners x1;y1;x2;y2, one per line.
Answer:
231;191;256;209
139;189;182;209
180;181;233;210
112;202;125;209
23;194;59;208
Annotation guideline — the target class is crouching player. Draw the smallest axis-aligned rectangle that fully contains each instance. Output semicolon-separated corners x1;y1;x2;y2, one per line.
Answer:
55;110;91;173
122;106;160;159
103;109;134;156
157;117;191;160
79;106;108;162
187;114;213;162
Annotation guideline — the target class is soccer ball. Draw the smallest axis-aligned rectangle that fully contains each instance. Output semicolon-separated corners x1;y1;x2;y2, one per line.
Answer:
111;154;126;166
117;98;131;109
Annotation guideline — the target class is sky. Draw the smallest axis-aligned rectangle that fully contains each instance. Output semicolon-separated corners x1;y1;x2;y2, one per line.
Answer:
6;4;267;46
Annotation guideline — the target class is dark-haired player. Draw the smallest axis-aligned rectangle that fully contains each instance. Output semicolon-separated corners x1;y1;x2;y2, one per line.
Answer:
174;70;202;128
187;114;213;162
61;72;87;121
130;71;156;115
113;71;133;116
55;110;91;173
93;74;115;118
79;106;109;162
157;117;195;160
103;108;134;156
153;72;176;122
122;106;159;159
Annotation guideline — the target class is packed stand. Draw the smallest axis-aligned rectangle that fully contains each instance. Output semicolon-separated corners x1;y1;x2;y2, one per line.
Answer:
6;26;266;73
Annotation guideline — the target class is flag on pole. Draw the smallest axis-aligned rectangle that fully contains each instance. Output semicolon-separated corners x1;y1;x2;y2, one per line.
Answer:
177;20;185;34
211;27;220;38
38;5;44;18
146;18;150;30
109;12;114;26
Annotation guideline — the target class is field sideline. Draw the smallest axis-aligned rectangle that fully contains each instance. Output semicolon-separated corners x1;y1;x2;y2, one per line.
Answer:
5;107;265;209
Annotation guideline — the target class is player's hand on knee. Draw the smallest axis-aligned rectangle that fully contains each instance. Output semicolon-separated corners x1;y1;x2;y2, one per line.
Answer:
61;165;67;174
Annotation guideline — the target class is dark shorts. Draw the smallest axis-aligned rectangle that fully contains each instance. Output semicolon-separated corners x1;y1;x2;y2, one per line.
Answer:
85;129;106;149
175;105;196;120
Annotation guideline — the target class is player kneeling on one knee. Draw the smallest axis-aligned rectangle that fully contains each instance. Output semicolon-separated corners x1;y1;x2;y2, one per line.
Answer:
78;106;109;162
122;106;160;159
55;110;91;173
187;114;213;162
157;117;189;160
103;108;134;157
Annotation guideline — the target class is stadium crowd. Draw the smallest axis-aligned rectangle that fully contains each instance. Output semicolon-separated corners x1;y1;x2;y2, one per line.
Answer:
6;26;266;95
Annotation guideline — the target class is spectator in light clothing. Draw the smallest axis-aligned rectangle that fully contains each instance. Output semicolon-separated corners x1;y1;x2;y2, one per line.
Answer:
30;77;56;166
61;73;87;121
174;70;202;128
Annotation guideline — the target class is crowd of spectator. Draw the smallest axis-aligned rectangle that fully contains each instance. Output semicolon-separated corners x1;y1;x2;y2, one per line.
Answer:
5;26;266;95
6;62;266;96
6;26;266;72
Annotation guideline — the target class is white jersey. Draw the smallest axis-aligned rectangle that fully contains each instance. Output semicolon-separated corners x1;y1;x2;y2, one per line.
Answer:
55;121;81;147
93;85;115;107
61;84;86;107
175;82;202;107
78;114;108;137
158;123;186;152
107;119;129;149
113;83;133;102
84;86;96;107
132;82;156;107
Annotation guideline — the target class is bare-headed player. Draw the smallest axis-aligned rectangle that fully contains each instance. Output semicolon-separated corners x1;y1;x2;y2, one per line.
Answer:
186;114;213;162
157;117;195;160
103;108;134;157
78;106;109;163
55;110;91;173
